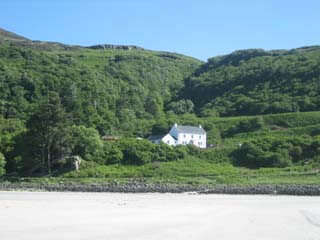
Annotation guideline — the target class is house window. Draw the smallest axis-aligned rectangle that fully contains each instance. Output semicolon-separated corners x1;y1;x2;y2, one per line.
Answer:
199;135;202;139
167;140;170;144
191;135;194;138
183;134;186;138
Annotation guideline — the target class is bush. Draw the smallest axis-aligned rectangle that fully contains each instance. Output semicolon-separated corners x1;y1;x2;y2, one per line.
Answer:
103;142;123;164
231;137;315;169
117;139;155;165
100;139;189;166
223;117;265;137
196;148;234;164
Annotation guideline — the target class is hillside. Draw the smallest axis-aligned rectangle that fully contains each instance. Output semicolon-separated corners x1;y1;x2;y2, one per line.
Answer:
0;28;319;183
0;28;201;137
0;28;29;41
180;47;320;117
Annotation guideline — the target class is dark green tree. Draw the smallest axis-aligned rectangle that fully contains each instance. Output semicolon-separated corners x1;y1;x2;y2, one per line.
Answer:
22;92;68;174
0;152;5;176
167;99;194;114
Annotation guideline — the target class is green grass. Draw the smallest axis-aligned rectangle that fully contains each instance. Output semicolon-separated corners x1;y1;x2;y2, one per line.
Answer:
40;156;317;186
10;162;319;186
5;153;319;186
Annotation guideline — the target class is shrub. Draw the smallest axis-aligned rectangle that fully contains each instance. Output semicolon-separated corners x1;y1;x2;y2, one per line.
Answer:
103;142;123;164
231;137;312;169
223;117;265;137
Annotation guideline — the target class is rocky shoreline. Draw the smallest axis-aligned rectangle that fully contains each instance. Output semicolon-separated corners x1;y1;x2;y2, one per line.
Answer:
1;181;320;195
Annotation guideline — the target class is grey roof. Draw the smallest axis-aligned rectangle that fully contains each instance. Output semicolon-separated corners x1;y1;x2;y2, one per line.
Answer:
148;134;167;141
176;125;206;134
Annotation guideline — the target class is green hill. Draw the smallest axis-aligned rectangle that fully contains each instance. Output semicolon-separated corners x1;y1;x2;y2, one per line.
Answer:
0;28;319;184
180;47;320;117
0;29;201;137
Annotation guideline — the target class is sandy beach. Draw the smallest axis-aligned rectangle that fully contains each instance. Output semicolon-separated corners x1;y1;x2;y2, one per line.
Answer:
0;191;320;240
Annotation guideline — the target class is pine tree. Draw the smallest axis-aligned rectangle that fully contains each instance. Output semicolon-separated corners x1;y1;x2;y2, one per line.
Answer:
23;92;68;174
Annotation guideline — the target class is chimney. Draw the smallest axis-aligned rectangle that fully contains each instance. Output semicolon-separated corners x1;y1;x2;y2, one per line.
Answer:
199;124;202;129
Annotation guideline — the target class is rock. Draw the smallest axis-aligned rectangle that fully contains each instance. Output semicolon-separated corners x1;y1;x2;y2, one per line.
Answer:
87;44;144;51
66;156;82;171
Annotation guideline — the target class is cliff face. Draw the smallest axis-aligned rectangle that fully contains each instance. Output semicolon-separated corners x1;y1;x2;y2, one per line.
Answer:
87;44;145;51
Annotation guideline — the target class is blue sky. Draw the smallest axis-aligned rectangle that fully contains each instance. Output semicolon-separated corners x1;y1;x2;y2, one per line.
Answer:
1;0;320;60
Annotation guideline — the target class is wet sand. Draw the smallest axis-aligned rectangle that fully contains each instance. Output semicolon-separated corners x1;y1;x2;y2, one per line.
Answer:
1;191;320;240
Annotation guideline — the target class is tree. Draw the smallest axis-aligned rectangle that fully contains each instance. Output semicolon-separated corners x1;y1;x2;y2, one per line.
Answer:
103;142;123;164
0;117;25;173
145;94;163;117
0;152;5;176
151;120;170;135
167;100;194;114
65;125;104;162
22;92;68;174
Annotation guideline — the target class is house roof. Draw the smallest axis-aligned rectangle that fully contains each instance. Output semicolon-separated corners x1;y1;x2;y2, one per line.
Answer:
148;134;167;141
176;125;206;134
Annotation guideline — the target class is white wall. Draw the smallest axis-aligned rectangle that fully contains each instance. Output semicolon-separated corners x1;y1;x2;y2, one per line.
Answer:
161;134;176;146
168;125;206;148
178;133;206;148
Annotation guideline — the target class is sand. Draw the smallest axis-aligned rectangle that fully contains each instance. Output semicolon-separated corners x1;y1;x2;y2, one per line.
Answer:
0;191;320;240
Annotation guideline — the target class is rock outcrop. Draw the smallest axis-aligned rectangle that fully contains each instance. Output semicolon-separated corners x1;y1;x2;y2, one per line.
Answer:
87;44;144;51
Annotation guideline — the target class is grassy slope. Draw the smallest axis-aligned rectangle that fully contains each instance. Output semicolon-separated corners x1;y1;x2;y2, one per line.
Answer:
19;160;319;186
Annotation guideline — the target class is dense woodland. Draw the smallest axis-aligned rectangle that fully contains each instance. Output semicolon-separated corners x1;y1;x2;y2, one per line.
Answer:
181;47;320;117
0;28;320;179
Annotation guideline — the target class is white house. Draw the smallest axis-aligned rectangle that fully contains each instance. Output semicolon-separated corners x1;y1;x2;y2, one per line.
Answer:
169;123;206;148
148;123;206;148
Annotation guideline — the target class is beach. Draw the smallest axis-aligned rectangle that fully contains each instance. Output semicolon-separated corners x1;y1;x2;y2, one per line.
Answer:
1;191;320;240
